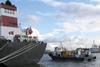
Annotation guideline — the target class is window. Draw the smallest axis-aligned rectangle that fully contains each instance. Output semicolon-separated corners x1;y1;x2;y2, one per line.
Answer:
4;9;15;14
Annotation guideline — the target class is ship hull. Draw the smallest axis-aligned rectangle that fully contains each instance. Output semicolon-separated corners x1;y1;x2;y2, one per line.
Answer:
48;52;96;61
0;42;46;66
49;53;84;61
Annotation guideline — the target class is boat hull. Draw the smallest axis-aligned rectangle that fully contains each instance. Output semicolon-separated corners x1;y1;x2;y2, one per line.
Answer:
48;53;96;61
49;53;84;61
0;42;46;66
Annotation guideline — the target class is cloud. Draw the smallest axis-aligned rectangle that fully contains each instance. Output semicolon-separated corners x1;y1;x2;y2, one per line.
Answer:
26;15;41;23
62;36;92;49
41;0;100;16
40;0;100;32
76;20;100;32
56;19;100;32
40;0;66;8
55;22;78;32
17;11;42;24
46;35;92;50
90;0;100;3
40;30;60;41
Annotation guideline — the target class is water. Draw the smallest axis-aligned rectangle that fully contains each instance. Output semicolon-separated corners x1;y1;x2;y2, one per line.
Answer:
10;53;100;67
39;53;100;67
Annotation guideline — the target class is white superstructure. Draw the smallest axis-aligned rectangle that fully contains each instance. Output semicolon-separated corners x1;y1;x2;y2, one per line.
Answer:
0;0;20;40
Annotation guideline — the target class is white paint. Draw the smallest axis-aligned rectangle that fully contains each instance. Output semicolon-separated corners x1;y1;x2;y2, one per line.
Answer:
29;28;40;37
0;26;20;40
0;8;17;17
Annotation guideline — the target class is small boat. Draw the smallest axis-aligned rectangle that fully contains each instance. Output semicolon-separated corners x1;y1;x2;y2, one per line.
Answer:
48;47;96;61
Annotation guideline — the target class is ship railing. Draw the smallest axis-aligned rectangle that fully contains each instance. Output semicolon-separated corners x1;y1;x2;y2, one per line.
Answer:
0;43;37;63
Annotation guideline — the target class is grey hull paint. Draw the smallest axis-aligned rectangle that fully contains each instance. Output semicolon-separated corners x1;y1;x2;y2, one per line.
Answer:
0;42;46;66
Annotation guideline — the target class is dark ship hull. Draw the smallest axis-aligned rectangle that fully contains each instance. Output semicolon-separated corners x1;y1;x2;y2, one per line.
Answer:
0;41;46;66
48;52;96;61
48;53;84;61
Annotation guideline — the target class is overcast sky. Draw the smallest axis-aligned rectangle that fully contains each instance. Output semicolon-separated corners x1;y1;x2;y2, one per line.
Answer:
0;0;100;44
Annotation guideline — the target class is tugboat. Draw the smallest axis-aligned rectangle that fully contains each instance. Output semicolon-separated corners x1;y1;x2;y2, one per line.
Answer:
0;0;47;67
48;47;96;61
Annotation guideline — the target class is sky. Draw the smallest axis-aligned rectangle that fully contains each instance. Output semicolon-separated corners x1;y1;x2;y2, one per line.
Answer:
1;0;100;48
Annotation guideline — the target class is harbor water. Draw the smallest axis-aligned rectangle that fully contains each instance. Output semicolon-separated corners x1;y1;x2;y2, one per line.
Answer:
9;53;100;67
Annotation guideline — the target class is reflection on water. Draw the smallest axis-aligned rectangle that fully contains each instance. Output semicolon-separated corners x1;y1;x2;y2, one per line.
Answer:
8;53;100;67
9;63;45;67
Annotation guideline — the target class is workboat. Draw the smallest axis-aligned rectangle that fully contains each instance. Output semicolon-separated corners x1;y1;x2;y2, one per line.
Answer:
0;0;47;67
48;47;96;61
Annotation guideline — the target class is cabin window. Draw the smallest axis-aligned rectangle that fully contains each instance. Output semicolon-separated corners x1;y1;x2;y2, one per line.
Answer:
4;9;15;15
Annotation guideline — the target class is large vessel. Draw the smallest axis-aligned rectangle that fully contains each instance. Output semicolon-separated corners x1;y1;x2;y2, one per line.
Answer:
0;0;46;67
